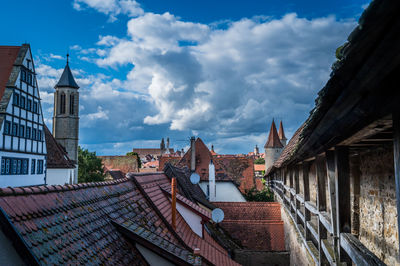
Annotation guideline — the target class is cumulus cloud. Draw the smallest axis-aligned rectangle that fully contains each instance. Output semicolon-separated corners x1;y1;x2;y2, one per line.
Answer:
73;0;143;21
40;6;357;154
95;12;355;137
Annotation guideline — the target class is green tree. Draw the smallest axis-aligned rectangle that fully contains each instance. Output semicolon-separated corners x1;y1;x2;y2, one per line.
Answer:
78;146;105;183
126;152;141;168
254;157;265;164
244;186;274;202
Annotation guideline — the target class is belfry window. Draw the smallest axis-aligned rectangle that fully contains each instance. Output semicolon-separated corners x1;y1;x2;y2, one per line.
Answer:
60;93;66;114
70;94;74;115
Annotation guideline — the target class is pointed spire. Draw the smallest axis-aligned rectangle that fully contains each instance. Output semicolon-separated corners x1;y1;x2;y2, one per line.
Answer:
264;119;283;148
278;121;287;141
55;55;79;89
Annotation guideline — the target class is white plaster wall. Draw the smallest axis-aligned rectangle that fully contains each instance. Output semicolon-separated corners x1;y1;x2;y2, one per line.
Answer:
176;202;203;237
199;181;246;202
0;230;25;265
135;243;175;266
0;151;45;187
47;168;74;185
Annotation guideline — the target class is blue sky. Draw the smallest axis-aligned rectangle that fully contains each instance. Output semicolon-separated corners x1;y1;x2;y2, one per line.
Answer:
1;0;369;155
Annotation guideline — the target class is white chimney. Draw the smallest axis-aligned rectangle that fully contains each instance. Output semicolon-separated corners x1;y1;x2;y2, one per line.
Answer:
166;137;170;154
209;160;216;201
190;137;196;171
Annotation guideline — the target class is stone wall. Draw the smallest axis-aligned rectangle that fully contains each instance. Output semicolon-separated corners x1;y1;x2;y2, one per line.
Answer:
358;146;399;265
275;195;314;266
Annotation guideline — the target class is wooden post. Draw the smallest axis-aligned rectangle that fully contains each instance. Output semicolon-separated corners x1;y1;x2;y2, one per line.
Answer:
316;156;328;265
335;146;351;263
393;112;400;255
303;162;311;241
351;155;361;236
171;177;177;230
294;165;300;224
326;150;339;263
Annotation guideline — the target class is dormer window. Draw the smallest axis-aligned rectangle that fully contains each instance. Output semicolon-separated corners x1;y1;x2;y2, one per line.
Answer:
27;74;32;85
33;101;38;113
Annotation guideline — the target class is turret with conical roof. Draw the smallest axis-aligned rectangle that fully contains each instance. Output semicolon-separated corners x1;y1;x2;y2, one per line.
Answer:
264;119;284;171
278;121;287;146
52;55;79;183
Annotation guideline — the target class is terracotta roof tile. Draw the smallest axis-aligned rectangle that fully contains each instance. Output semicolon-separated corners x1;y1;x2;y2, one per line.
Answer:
214;202;285;251
130;172;240;266
0;46;20;100
278;121;287;140
177;138;255;192
264;120;283;148
0;178;193;265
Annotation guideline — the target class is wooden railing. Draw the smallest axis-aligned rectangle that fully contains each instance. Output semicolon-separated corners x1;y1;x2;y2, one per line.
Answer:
269;152;386;266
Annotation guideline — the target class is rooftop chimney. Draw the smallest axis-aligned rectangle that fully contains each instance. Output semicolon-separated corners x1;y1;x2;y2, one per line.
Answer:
209;160;216;201
171;177;177;230
190;137;196;171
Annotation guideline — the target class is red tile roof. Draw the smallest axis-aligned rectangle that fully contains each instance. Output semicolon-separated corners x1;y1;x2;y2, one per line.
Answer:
159;155;181;171
278;121;287;140
264;120;283;148
0;178;193;265
0;46;20;99
214;202;286;251
130;172;240;266
178;138;255;192
254;164;265;172
44;125;75;168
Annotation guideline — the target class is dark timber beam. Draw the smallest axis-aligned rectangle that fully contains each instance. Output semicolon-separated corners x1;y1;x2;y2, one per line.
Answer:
326;150;339;264
316;156;328;265
303;162;311;241
393;111;400;255
335;146;351;263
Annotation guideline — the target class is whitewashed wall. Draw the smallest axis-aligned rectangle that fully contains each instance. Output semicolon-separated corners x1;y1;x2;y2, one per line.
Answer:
46;168;74;185
135;243;175;266
176;202;203;237
199;181;246;202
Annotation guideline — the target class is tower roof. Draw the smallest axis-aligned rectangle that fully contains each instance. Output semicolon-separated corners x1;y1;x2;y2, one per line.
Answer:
55;56;79;89
278;121;287;140
264;120;283;148
0;46;21;99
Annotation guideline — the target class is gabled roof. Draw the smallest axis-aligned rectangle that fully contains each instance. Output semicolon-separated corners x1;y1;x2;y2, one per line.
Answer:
129;172;240;266
0;46;20;100
55;61;79;89
278;121;287;140
214;202;285;251
163;163;214;210
177;138;255;192
264;120;283;148
44;125;75;168
0;178;193;265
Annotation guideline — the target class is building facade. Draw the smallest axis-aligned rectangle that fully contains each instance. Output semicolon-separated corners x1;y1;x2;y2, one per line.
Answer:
0;44;47;187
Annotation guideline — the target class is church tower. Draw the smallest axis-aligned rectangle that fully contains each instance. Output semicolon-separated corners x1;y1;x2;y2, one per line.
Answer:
53;55;79;165
264;119;284;171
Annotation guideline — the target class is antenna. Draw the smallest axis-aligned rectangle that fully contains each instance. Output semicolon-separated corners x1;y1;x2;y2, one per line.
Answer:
211;208;224;223
66;53;69;64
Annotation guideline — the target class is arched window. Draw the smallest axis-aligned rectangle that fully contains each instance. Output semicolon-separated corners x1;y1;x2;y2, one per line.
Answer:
69;94;74;115
60;93;66;114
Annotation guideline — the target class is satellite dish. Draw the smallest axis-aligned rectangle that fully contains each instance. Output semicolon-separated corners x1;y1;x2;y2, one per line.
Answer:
190;173;200;184
211;208;224;223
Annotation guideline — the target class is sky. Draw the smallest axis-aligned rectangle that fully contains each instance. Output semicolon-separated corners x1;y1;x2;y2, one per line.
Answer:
0;0;370;155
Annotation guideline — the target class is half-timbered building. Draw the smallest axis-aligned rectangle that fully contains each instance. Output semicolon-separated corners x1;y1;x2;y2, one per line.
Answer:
0;44;46;187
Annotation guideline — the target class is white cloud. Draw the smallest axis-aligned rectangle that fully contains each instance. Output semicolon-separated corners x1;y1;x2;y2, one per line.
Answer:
73;0;143;21
42;6;358;154
94;13;355;136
